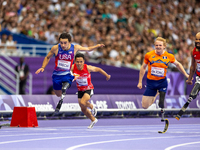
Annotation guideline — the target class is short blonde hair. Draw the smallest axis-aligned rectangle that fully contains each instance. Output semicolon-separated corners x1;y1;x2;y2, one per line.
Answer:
155;37;167;47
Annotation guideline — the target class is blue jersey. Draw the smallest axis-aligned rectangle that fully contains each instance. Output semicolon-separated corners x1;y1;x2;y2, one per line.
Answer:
53;44;74;75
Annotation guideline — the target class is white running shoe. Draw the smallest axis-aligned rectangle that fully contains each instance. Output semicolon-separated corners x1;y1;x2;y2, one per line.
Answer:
87;118;98;129
91;108;97;116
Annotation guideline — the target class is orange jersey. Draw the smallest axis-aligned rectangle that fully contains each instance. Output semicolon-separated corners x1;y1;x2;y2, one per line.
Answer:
144;50;175;80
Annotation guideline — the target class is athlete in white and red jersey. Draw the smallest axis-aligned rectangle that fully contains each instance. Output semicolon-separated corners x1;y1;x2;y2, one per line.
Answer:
187;32;200;84
35;32;105;112
175;32;200;120
71;53;111;129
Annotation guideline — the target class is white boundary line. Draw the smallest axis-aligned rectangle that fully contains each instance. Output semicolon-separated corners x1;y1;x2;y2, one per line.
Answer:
66;135;200;150
0;133;144;145
165;141;200;150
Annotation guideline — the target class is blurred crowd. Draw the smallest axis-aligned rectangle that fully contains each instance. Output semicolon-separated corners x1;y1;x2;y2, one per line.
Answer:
1;0;200;72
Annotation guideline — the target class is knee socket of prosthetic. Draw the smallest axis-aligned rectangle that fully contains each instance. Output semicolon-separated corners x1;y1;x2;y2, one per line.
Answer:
189;83;200;100
62;82;70;95
159;91;166;109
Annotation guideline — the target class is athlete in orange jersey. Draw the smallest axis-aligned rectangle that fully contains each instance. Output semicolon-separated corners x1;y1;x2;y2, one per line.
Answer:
137;37;189;120
71;53;111;129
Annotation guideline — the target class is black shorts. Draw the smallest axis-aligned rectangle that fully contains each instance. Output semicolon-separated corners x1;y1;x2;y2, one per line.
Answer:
78;89;94;98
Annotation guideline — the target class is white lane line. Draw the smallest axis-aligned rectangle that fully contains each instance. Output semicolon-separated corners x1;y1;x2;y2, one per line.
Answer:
0;133;139;145
66;135;200;150
65;137;166;150
165;141;200;150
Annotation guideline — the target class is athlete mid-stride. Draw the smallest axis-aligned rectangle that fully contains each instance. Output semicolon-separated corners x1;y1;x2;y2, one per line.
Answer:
137;37;189;133
71;53;111;129
35;33;105;112
176;32;200;120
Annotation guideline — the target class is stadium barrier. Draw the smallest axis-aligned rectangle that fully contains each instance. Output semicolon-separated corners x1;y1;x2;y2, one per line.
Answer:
0;95;199;120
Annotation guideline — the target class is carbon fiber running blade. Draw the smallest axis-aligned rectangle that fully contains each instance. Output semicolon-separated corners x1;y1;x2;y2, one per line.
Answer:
175;101;190;120
55;100;63;112
158;119;169;134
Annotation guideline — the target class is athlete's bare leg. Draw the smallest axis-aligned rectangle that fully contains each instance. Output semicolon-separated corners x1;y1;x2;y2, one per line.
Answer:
79;93;94;109
142;92;159;109
78;97;95;122
54;90;62;97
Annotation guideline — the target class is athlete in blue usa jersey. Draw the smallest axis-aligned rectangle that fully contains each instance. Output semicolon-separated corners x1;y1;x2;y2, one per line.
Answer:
35;33;105;112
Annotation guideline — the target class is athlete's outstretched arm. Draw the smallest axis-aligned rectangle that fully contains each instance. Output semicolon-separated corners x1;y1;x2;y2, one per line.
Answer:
172;60;189;78
186;53;196;85
137;62;148;89
87;65;111;81
35;45;57;74
74;44;105;52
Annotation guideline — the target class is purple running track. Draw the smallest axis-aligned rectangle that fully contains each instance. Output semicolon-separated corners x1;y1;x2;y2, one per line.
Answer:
0;118;200;150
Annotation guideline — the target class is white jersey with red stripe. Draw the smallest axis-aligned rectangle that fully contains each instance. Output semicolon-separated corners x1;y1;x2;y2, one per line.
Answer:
53;44;74;75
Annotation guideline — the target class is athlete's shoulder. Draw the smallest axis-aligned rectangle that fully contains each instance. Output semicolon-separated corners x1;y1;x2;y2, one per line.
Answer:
146;50;155;55
86;64;91;69
192;47;197;53
165;51;175;57
145;50;155;59
51;44;58;50
164;51;175;62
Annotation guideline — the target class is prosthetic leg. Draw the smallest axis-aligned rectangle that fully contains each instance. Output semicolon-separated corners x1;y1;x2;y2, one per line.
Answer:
55;82;70;112
158;91;169;133
176;83;200;120
159;91;165;121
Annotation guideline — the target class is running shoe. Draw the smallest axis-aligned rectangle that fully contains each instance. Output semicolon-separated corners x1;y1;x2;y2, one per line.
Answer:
87;118;98;129
91;108;97;116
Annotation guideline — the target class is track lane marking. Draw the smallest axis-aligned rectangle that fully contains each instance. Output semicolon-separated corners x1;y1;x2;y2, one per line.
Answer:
66;135;200;150
165;141;200;150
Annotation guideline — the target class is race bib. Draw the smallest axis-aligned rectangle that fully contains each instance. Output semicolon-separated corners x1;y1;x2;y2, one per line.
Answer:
76;78;88;86
57;60;71;70
197;63;200;72
196;76;200;83
151;67;164;77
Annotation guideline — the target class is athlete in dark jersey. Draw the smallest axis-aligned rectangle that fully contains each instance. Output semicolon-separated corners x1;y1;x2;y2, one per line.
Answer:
71;53;111;129
35;33;105;112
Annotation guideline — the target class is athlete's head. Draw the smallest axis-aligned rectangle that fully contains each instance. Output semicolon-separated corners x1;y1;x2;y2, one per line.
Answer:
195;32;200;49
154;37;166;55
75;53;85;70
59;33;72;50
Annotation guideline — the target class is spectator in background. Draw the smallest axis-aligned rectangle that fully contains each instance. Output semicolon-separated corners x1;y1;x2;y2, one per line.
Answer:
0;34;8;52
0;0;198;69
132;59;141;70
6;35;17;54
15;57;29;94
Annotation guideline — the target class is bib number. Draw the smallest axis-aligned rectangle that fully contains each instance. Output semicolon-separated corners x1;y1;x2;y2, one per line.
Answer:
57;60;71;70
76;78;88;86
151;67;164;77
196;76;200;84
197;63;200;72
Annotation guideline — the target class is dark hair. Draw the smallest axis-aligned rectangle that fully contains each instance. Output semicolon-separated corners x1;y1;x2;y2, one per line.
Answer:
75;53;85;60
59;32;72;42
